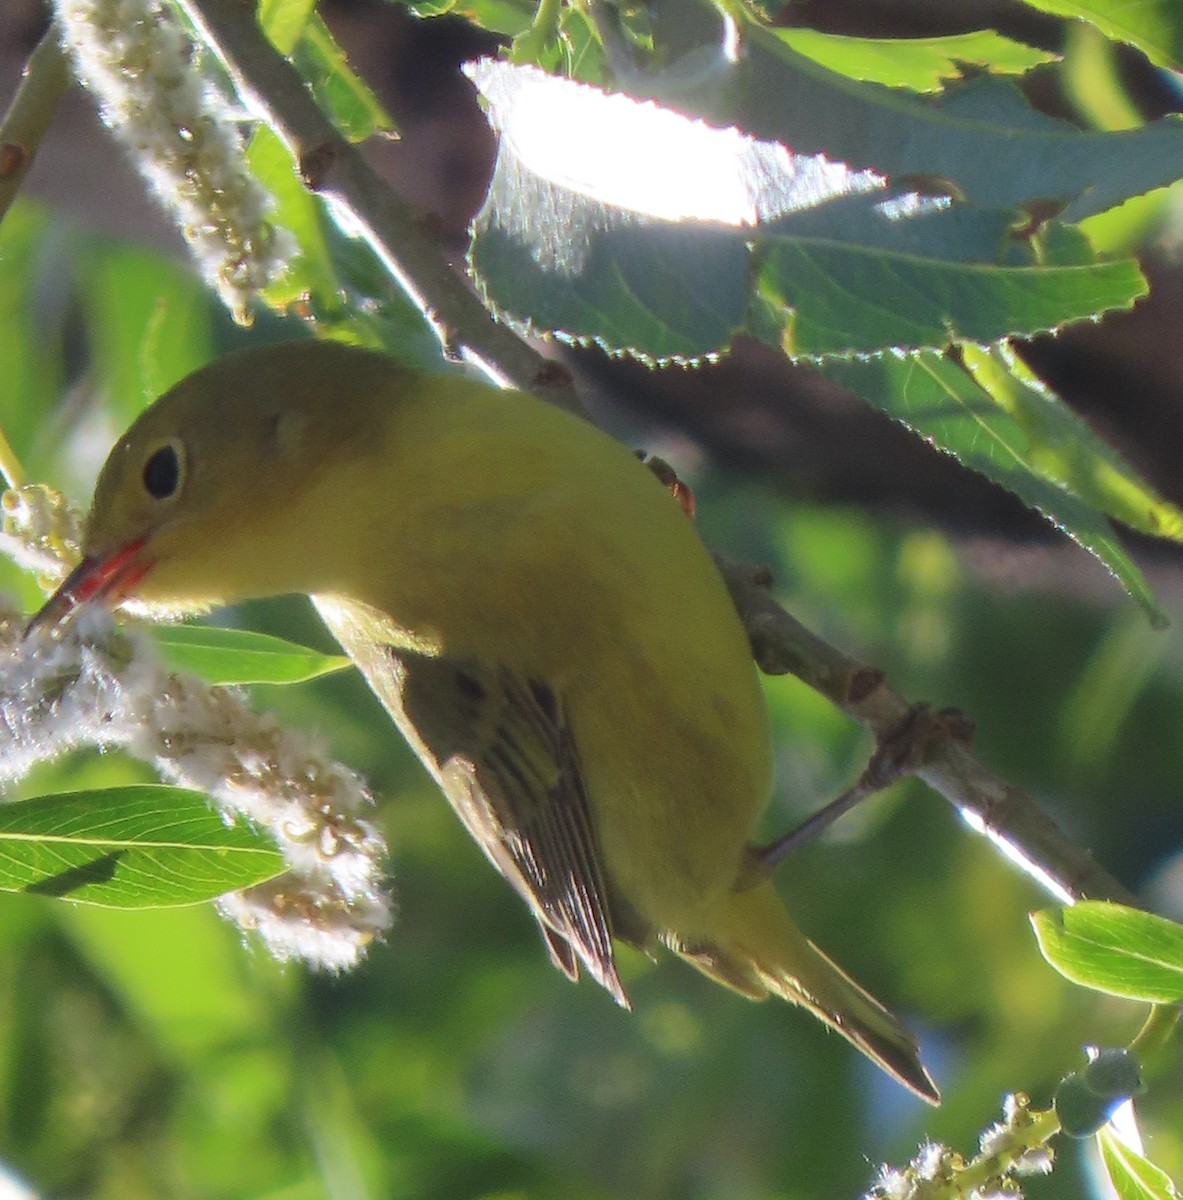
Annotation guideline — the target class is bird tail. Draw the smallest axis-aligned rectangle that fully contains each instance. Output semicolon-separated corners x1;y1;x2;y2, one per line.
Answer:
673;881;939;1104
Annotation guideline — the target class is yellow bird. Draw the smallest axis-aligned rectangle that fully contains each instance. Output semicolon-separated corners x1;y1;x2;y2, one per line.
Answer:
34;340;937;1102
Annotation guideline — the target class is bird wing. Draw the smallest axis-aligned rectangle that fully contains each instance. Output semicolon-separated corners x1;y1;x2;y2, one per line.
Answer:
312;596;627;1007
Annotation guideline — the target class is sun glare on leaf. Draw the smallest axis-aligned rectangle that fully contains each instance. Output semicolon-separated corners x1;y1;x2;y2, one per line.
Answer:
466;60;889;228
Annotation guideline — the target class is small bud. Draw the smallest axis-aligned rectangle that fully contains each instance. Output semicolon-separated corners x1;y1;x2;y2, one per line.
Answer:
1082;1047;1143;1101
1055;1072;1120;1139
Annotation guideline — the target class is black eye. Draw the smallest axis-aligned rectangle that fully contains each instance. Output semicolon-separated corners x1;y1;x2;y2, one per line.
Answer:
142;444;180;499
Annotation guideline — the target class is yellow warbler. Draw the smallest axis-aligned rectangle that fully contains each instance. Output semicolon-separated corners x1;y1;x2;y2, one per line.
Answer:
34;341;937;1102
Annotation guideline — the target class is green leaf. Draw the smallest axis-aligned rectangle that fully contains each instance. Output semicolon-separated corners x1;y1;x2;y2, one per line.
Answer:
1098;1126;1182;1200
470;60;1145;361
471;218;751;363
1016;1;1183;71
1031;902;1183;1001
707;15;1183;222
245;125;339;313
261;0;395;140
467;59;1156;362
959;343;1183;540
152;625;351;686
257;0;316;55
63;904;289;1061
778;29;1058;92
0;201;65;479
0;786;285;908
822;353;1166;624
292;14;396;143
758;241;1145;358
79;241;214;427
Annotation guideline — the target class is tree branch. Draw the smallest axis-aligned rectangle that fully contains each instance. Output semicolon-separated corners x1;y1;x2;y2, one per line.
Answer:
174;0;580;410
176;0;1136;910
718;555;1138;907
0;30;70;229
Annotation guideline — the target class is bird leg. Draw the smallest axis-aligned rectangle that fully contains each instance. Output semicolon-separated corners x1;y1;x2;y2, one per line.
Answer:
737;704;974;888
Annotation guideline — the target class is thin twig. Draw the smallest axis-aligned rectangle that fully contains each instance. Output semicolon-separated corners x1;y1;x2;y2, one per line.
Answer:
0;30;70;230
168;1;1138;911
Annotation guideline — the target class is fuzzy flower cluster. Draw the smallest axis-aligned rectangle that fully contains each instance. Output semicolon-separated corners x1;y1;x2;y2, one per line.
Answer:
53;0;296;319
0;485;82;589
0;491;392;971
866;1095;1054;1200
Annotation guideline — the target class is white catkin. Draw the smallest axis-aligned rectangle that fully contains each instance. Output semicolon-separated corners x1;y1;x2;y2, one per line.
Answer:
865;1166;916;1200
867;1093;1056;1200
0;595;392;971
53;0;296;318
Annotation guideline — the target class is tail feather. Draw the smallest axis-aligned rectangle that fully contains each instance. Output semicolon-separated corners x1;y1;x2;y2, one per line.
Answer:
673;882;939;1104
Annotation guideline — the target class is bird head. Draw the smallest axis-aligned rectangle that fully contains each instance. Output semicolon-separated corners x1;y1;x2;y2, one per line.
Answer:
29;341;400;634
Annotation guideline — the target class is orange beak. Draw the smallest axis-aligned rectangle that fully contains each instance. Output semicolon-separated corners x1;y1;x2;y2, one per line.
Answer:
25;537;151;637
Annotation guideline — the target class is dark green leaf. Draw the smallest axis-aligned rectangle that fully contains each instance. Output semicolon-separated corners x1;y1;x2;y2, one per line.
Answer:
472;219;750;363
0;786;285;908
1031;902;1183;1001
152;625;351;686
758;240;1145;358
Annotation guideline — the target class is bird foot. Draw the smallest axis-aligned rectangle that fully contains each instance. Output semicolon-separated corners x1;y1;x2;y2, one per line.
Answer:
737;704;974;889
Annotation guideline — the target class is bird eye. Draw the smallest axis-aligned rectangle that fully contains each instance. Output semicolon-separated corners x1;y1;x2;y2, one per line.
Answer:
142;442;182;500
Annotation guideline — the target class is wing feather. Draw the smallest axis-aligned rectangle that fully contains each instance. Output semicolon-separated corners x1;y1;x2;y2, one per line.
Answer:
312;595;626;1005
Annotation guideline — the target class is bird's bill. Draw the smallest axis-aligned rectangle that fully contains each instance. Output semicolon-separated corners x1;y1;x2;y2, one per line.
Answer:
26;537;150;636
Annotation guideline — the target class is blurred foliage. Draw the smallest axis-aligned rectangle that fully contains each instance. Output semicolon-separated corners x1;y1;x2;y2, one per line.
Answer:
3;1;1183;1198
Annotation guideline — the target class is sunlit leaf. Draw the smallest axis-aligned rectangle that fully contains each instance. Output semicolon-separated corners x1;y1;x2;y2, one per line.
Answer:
1098;1125;1182;1200
1031;902;1183;1001
153;625;351;685
1016;1;1183;71
467;58;1160;361
256;0;315;55
715;20;1183;222
246;125;339;313
0;786;285;907
780;29;1058;92
823;353;1165;623
260;0;394;139
959;343;1183;540
292;14;396;142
